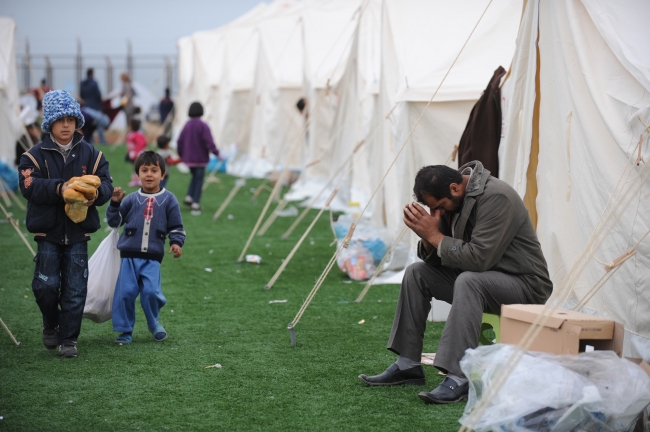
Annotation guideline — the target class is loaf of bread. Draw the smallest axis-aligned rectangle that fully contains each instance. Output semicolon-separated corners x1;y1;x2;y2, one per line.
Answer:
67;175;101;199
63;184;90;223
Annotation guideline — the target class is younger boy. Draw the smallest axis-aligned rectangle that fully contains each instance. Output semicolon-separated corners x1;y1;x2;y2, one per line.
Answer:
18;89;114;358
107;151;185;344
126;119;147;187
155;135;181;189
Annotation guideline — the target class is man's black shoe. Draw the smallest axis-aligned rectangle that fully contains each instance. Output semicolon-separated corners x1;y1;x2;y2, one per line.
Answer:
359;363;425;386
418;376;469;404
42;326;58;350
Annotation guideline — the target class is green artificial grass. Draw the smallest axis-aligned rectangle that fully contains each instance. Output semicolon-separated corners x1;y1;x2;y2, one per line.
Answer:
0;145;467;431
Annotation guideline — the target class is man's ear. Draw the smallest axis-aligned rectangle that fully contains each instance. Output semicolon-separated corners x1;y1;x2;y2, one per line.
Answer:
449;182;462;197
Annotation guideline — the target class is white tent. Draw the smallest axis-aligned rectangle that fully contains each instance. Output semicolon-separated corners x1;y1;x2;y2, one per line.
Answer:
499;0;650;354
227;1;306;178
370;0;522;282
283;0;367;207
0;17;23;164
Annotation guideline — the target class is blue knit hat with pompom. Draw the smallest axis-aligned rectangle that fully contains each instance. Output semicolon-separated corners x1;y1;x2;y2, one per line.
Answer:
41;90;85;133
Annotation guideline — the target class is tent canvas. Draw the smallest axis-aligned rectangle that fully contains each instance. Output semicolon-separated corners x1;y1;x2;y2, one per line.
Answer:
499;0;650;354
0;17;23;164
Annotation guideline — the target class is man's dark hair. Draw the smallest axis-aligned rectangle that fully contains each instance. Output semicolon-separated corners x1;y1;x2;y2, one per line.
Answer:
165;87;170;98
134;150;166;175
130;118;141;132
413;165;463;202
296;98;306;113
156;135;171;149
188;101;203;118
86;68;94;77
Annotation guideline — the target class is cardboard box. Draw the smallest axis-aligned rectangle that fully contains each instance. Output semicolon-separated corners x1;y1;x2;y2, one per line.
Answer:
500;304;624;356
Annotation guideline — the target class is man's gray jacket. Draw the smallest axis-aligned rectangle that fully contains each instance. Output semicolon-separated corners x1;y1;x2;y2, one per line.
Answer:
418;160;553;304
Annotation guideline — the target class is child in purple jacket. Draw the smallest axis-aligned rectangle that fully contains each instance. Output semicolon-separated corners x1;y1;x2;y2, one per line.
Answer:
176;102;219;215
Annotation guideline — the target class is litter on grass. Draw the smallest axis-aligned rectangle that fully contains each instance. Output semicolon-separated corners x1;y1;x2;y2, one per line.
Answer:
277;205;299;217
209;250;214;254
246;254;262;264
227;214;234;220
268;299;287;304
421;353;437;366
205;363;222;369
235;179;246;187
358;319;365;324
204;268;212;272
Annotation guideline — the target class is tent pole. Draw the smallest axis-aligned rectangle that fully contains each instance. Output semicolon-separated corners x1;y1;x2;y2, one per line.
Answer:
0;176;26;210
0;202;36;257
0;318;20;346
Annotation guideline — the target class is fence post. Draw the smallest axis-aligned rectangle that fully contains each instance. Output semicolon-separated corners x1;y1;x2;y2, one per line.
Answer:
23;38;31;92
126;39;133;80
75;38;82;97
105;56;113;93
165;56;172;93
45;56;53;90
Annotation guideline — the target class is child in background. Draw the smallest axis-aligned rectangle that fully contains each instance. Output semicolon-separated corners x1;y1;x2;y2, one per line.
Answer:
18;89;114;358
126;118;147;187
176;101;219;215
107;151;185;344
155;135;181;189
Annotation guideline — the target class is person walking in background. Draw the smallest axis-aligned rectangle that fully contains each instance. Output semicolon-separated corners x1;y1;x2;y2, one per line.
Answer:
176;102;219;215
107;151;185;345
126;119;147;187
80;68;107;144
32;78;51;111
120;73;136;125
159;88;174;125
18;90;114;358
155;135;181;189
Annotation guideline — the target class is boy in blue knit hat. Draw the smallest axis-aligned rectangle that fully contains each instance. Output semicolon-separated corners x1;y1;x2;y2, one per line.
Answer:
107;151;185;344
18;89;114;358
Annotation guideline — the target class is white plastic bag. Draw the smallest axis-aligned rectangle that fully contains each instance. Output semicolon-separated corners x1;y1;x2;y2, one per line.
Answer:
83;229;120;323
459;344;650;432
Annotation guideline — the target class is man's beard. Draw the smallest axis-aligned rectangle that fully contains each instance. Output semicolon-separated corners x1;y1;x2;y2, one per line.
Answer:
450;195;464;213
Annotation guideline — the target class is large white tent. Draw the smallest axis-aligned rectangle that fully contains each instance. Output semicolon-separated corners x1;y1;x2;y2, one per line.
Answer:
369;0;522;279
0;17;23;165
499;0;650;354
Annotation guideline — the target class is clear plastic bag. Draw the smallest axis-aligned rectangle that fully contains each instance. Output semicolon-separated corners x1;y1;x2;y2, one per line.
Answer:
333;215;390;280
83;229;120;323
459;344;650;432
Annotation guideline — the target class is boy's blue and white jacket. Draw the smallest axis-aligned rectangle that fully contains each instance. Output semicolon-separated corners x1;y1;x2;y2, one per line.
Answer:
106;188;185;263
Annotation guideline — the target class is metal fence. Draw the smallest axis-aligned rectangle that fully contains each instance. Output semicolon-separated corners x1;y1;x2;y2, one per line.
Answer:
17;38;176;97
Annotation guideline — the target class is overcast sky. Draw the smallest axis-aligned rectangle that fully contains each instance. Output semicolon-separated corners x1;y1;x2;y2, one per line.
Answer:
0;0;264;95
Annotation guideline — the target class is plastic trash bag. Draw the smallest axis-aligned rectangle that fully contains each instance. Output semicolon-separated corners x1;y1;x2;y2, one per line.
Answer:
333;215;390;280
459;344;650;432
83;229;120;323
337;242;375;280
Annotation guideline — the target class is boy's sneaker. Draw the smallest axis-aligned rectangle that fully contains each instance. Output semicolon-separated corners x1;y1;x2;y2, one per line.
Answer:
190;203;202;216
59;344;78;358
114;333;133;344
149;323;167;342
183;196;193;206
42;326;58;350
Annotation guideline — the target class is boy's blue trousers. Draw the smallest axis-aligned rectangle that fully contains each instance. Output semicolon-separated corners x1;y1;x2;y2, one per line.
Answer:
112;257;166;333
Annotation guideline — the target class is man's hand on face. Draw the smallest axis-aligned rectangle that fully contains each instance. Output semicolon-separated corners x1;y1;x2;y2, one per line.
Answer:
403;202;445;249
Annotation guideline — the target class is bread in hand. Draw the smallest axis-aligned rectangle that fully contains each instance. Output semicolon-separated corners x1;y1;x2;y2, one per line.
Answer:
65;202;89;223
63;187;87;203
66;175;101;199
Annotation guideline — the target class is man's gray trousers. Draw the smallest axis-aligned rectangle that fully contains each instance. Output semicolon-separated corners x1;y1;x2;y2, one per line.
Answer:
387;262;529;376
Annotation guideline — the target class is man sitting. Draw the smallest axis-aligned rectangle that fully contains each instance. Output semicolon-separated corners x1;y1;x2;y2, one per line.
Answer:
359;161;552;404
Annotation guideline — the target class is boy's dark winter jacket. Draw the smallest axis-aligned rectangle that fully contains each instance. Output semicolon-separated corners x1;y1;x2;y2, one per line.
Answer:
18;132;113;244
